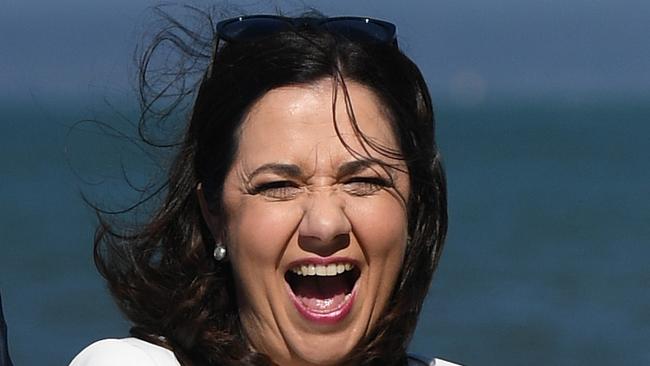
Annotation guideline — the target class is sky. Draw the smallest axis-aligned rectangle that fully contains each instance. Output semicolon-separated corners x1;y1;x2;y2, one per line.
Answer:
1;0;649;103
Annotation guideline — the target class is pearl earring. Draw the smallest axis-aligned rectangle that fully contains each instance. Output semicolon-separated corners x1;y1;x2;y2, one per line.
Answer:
213;242;227;261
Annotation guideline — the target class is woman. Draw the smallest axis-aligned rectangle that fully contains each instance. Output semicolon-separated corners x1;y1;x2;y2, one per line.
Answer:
71;10;455;366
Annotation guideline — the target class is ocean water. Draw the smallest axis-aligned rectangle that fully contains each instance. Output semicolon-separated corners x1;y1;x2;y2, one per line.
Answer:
1;95;648;365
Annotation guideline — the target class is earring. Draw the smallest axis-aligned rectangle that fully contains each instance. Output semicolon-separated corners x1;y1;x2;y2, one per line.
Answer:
213;242;227;261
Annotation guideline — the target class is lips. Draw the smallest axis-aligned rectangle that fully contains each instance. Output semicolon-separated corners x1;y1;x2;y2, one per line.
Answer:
285;258;360;324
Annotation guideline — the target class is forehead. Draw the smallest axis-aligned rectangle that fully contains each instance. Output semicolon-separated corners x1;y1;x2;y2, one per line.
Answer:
236;79;399;167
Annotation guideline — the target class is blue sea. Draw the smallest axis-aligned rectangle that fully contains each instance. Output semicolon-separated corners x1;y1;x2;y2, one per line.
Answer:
1;95;648;365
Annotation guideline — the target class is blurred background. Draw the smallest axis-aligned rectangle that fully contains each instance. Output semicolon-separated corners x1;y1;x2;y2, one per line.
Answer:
1;0;648;365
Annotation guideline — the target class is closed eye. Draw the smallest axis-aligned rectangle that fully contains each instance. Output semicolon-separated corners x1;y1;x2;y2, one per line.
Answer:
343;176;392;196
251;180;302;200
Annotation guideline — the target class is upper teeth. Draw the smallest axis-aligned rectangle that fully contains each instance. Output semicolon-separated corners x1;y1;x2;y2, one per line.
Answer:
290;263;354;276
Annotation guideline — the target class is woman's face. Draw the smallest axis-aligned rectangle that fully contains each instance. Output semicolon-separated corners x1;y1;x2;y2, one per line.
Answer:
203;79;410;365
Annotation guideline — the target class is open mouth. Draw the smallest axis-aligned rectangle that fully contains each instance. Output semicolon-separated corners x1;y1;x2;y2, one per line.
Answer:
285;262;361;323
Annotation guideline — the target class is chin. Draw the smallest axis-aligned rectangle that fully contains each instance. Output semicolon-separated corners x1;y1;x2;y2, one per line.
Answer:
284;334;359;366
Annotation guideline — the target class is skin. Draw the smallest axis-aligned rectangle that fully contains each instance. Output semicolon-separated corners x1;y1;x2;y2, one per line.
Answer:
199;78;410;365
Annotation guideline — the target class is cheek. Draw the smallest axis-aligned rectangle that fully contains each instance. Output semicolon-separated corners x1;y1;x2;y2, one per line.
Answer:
347;193;408;321
347;194;409;262
226;200;301;269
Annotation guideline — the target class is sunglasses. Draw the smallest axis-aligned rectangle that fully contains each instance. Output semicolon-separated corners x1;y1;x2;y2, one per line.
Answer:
216;15;398;46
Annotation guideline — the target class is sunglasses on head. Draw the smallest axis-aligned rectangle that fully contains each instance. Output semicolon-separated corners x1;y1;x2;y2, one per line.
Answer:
216;15;398;46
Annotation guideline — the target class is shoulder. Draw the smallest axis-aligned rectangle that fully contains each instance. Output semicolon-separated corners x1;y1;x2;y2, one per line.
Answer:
408;353;463;366
69;338;181;366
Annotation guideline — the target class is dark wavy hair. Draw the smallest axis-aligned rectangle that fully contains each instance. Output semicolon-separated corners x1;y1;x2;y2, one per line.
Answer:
94;6;447;366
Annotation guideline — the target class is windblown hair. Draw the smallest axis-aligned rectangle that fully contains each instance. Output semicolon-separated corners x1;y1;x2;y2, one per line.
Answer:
94;6;447;366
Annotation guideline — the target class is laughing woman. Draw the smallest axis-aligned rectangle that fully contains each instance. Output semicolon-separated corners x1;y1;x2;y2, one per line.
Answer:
70;9;457;366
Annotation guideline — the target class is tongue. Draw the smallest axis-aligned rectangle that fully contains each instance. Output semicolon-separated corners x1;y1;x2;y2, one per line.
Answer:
293;276;349;312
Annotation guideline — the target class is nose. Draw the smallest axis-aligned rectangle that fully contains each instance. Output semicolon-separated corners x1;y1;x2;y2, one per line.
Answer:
298;192;351;255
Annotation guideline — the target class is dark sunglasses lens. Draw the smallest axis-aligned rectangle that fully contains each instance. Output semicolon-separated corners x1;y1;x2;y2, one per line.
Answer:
322;19;396;44
219;17;292;42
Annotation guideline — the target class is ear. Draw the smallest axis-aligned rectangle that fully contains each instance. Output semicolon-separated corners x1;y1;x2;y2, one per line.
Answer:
197;183;221;240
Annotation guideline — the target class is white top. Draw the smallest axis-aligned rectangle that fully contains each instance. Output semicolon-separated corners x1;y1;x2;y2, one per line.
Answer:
70;337;461;366
69;338;180;366
420;358;462;366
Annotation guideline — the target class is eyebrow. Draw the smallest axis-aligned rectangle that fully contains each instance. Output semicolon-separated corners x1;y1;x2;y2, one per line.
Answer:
249;163;303;179
335;159;378;179
248;159;384;180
